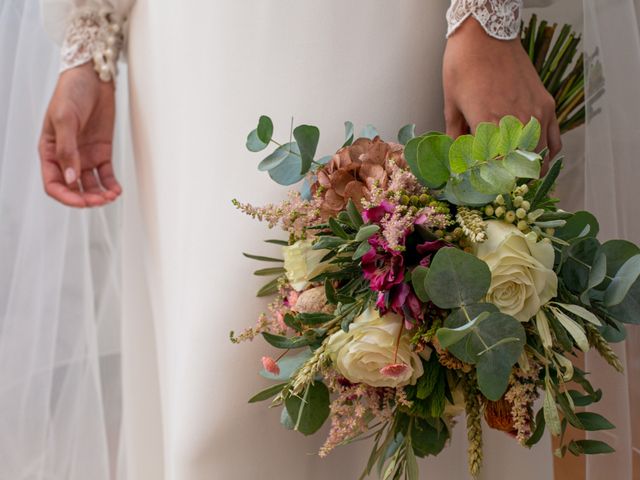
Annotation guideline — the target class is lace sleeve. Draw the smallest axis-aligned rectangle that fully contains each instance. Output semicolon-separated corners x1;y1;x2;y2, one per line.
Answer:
60;7;125;81
446;0;523;40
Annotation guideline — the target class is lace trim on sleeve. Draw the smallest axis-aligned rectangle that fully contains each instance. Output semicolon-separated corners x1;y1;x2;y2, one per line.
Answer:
60;7;125;81
446;0;523;40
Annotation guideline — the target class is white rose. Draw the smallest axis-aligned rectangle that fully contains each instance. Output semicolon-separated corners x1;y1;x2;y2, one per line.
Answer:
282;239;332;291
474;220;557;322
327;308;424;387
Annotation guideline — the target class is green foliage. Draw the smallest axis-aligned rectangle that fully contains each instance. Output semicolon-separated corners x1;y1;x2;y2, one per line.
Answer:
397;124;416;145
248;383;287;403
406;117;543;206
285;381;330;435
293;124;320;175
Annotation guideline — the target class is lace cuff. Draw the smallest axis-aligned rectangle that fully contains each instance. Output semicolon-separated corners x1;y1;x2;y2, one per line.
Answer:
60;7;125;82
446;0;523;40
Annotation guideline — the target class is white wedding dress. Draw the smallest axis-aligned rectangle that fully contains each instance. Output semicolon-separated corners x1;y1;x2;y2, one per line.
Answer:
32;1;558;479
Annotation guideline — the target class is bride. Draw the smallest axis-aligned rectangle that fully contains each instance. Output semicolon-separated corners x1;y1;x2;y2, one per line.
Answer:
35;0;564;479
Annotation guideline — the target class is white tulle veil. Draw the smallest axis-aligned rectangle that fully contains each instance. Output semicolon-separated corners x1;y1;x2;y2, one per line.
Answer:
0;0;129;477
582;0;640;478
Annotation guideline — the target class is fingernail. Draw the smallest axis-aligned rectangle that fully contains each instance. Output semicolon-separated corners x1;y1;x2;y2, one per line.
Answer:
64;168;77;184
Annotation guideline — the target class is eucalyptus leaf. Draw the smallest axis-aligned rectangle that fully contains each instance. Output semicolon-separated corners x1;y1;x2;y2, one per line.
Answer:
256;115;274;144
246;129;269;152
498;115;524;155
424;248;491;308
398;124;416;145
604;254;640;307
415;134;453;189
280;406;295;429
519;117;542;150
411;266;430;302
472;122;499;161
479;160;516;194
343;121;355;147
293;125;320;175
556;211;599;241
607;279;640;325
600;239;640;276
449;134;475;174
268;142;304;185
436;311;489;349
285;381;330;435
446;173;496;206
441;304;499;364
503;150;542;179
360;124;379;140
258;148;288;171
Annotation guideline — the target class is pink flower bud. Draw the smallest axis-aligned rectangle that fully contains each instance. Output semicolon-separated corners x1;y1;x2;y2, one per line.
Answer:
380;363;409;378
261;356;280;376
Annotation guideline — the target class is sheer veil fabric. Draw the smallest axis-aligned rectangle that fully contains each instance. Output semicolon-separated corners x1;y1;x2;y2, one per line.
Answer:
582;0;640;478
0;0;130;478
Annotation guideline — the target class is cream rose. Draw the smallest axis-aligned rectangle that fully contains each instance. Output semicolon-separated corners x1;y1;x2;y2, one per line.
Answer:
474;220;557;322
282;239;332;291
327;308;424;388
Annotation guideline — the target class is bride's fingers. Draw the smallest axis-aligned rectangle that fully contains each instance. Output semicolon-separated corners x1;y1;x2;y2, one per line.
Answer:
80;169;111;206
547;117;562;161
445;104;469;138
96;162;122;198
39;129;86;208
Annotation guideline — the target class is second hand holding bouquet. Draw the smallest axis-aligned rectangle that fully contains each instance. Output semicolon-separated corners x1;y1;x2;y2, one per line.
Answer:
232;113;638;479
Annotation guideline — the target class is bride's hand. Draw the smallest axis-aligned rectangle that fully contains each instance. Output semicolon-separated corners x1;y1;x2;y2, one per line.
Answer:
443;17;562;170
38;62;121;208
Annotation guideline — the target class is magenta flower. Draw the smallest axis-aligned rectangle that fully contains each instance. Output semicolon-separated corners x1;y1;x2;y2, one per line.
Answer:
362;200;395;224
416;240;449;267
361;236;405;292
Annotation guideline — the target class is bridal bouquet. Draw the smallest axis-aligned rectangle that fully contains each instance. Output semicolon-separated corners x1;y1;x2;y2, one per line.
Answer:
232;113;638;479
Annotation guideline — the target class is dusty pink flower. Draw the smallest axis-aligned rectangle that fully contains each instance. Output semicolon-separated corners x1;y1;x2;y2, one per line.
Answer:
380;363;409;378
261;356;280;376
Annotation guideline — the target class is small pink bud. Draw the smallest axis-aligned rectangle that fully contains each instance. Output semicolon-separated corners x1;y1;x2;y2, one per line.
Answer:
261;356;280;375
380;363;409;378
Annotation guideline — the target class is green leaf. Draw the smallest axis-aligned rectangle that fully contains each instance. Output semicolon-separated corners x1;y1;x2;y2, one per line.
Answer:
436;311;489;349
531;158;563;208
312;236;346;250
293;125;320;175
601;240;640;276
549;306;589;352
257;115;274;144
328;217;349;239
360;124;379;140
258;148;288;171
297;312;334;325
526;408;546;447
449;134;475;174
608;279;640;325
498;116;524;155
267;142;304;185
264;239;289;246
253;267;286;276
343;121;355;147
405;441;419;480
503;150;542;179
285;381;330;435
353;240;372;260
398;124;416;145
604;255;640;307
256;277;280;297
472;122;499;161
478;160;516;194
575;412;615;431
556;211;600;241
410;417;449;457
561;237;601;293
260;350;313;380
474;313;526;400
554;303;602;326
415;134;453;189
519;117;542;150
442;304;499;364
570;439;615;455
280;406;295;429
543;381;561;436
325;279;337;304
355;224;380;242
581;250;607;303
346;199;364;228
425;248;491;309
262;332;316;349
411;266;430;302
242;252;284;263
248;382;287;403
568;389;602;407
246;129;269;152
447;173;497;206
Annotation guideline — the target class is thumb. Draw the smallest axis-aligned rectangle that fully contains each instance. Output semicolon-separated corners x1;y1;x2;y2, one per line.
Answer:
53;113;81;185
